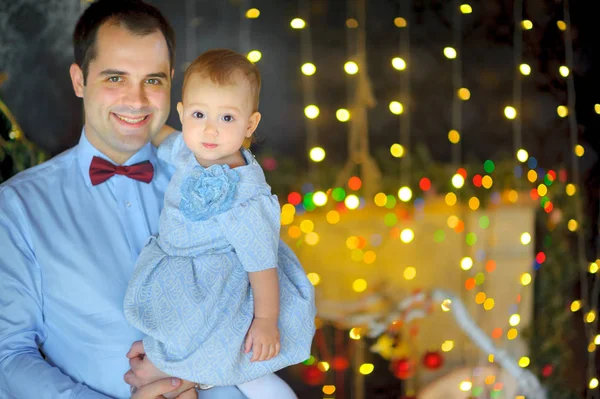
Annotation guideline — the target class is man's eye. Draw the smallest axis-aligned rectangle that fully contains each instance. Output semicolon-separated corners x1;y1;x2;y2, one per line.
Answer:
222;115;233;122
108;76;122;83
146;78;160;85
192;112;204;119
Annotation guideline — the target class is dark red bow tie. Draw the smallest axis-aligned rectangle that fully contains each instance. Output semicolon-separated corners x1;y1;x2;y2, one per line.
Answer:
89;156;154;186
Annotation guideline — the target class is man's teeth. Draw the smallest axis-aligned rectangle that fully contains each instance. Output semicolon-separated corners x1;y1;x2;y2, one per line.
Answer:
116;114;146;123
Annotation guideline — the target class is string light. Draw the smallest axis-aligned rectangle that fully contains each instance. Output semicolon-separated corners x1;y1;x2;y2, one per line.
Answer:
390;144;405;158
301;63;316;76
459;4;472;14
504;106;517;119
516;149;529;162
448;129;461;144
309;147;325;162
247;50;262;62
344;61;359;75
443;47;457;59
519;63;531;75
394;17;407;28
290;18;306;29
521;20;533;30
304;105;320;119
559;65;570;77
336;108;351;122
389;101;404;115
391;57;406;70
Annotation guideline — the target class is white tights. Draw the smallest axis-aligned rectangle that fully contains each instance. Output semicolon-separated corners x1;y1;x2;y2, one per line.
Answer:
236;373;297;399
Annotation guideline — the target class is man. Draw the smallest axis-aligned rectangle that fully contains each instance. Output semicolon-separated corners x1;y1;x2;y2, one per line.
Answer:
0;1;247;398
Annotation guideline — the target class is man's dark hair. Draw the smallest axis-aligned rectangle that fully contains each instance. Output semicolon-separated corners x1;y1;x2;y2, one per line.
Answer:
73;0;176;84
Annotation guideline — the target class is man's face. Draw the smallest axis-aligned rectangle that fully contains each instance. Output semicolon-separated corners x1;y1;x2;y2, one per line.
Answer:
70;22;172;164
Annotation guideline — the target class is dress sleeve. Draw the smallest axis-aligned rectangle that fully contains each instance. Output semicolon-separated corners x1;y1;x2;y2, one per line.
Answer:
215;194;281;273
157;131;186;166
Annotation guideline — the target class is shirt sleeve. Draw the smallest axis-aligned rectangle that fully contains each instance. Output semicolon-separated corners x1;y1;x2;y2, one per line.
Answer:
157;131;186;166
215;194;281;273
0;189;111;399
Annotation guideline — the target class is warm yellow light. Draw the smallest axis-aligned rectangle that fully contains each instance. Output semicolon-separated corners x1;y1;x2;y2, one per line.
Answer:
305;232;319;245
349;327;362;340
403;266;416;280
398;186;412;202
300;220;314;233
575;144;585;157
346;18;358;28
322;385;336;395
441;340;454;352
307;272;321;286
519;63;531;75
458;87;471;100
483;298;495;310
571;300;582;312
460;257;473;271
452;174;465;189
590;378;599;389
520;232;532;245
247;50;262;62
557;20;567;31
447;215;459;229
596;104;600;114
568;219;578;232
460;4;472;14
448;129;461;144
392;57;406;71
290;18;306;29
468;197;480;210
481;175;493;189
518;357;530;368
245;8;260;18
516;149;529;162
475;292;486;305
504;106;517;119
507;328;518;340
595;335;600;345
588;342;596;353
445;192;457;206
459;381;472;392
590;262;599;274
400;228;415;243
521;20;533;30
441;299;452;312
559;66;570;77
509;314;521;326
345;195;360;210
394;17;407;28
527;170;538;183
336;108;351;122
374;193;387;207
352;278;367;292
301;63;316;76
586;311;596;323
359;363;374;375
389;101;404;115
313;191;328;206
557;105;568;118
304;105;320;119
309;147;326;162
346;236;359;250
508;190;519;203
318;361;330;372
281;203;296;215
537;184;548;197
566;183;576;196
390;143;405;158
443;47;457;59
363;250;376;264
521;272;532;286
326;210;340;225
344;61;359;75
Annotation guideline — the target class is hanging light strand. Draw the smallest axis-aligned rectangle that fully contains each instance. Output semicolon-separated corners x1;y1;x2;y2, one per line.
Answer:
399;1;411;185
563;0;599;392
513;0;524;188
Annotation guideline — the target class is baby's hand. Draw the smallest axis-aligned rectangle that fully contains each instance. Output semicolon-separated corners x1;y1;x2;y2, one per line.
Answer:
244;316;280;362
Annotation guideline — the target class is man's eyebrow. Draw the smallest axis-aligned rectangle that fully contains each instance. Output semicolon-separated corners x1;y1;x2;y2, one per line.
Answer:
97;70;168;79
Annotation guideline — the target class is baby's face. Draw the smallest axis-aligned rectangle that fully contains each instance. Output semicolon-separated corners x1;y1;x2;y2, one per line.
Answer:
177;73;260;167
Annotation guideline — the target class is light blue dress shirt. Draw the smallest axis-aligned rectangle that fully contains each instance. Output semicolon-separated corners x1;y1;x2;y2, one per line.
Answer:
0;131;247;399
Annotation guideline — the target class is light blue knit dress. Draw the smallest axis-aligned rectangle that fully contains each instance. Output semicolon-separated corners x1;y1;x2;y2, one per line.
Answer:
124;132;316;386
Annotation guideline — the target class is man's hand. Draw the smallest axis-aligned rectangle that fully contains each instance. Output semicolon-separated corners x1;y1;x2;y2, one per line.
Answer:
244;316;280;362
130;377;189;399
125;341;196;399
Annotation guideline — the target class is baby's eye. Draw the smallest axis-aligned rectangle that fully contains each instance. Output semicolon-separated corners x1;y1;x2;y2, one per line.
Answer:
192;112;205;119
222;115;234;122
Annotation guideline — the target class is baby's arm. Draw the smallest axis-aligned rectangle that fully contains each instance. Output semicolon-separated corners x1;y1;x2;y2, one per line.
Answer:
245;268;280;362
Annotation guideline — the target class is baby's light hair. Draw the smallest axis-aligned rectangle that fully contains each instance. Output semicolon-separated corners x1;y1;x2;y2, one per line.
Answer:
182;49;261;112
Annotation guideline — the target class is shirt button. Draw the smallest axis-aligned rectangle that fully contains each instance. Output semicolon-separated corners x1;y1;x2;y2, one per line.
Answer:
126;201;132;208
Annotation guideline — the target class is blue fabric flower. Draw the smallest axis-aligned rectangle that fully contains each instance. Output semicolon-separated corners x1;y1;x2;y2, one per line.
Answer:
180;164;240;221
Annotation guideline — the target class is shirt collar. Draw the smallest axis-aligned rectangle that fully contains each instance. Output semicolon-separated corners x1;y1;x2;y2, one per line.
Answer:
76;129;157;187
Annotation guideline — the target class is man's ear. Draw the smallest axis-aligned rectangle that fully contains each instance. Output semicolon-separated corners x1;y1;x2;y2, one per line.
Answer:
69;63;84;98
177;102;184;125
245;112;262;138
